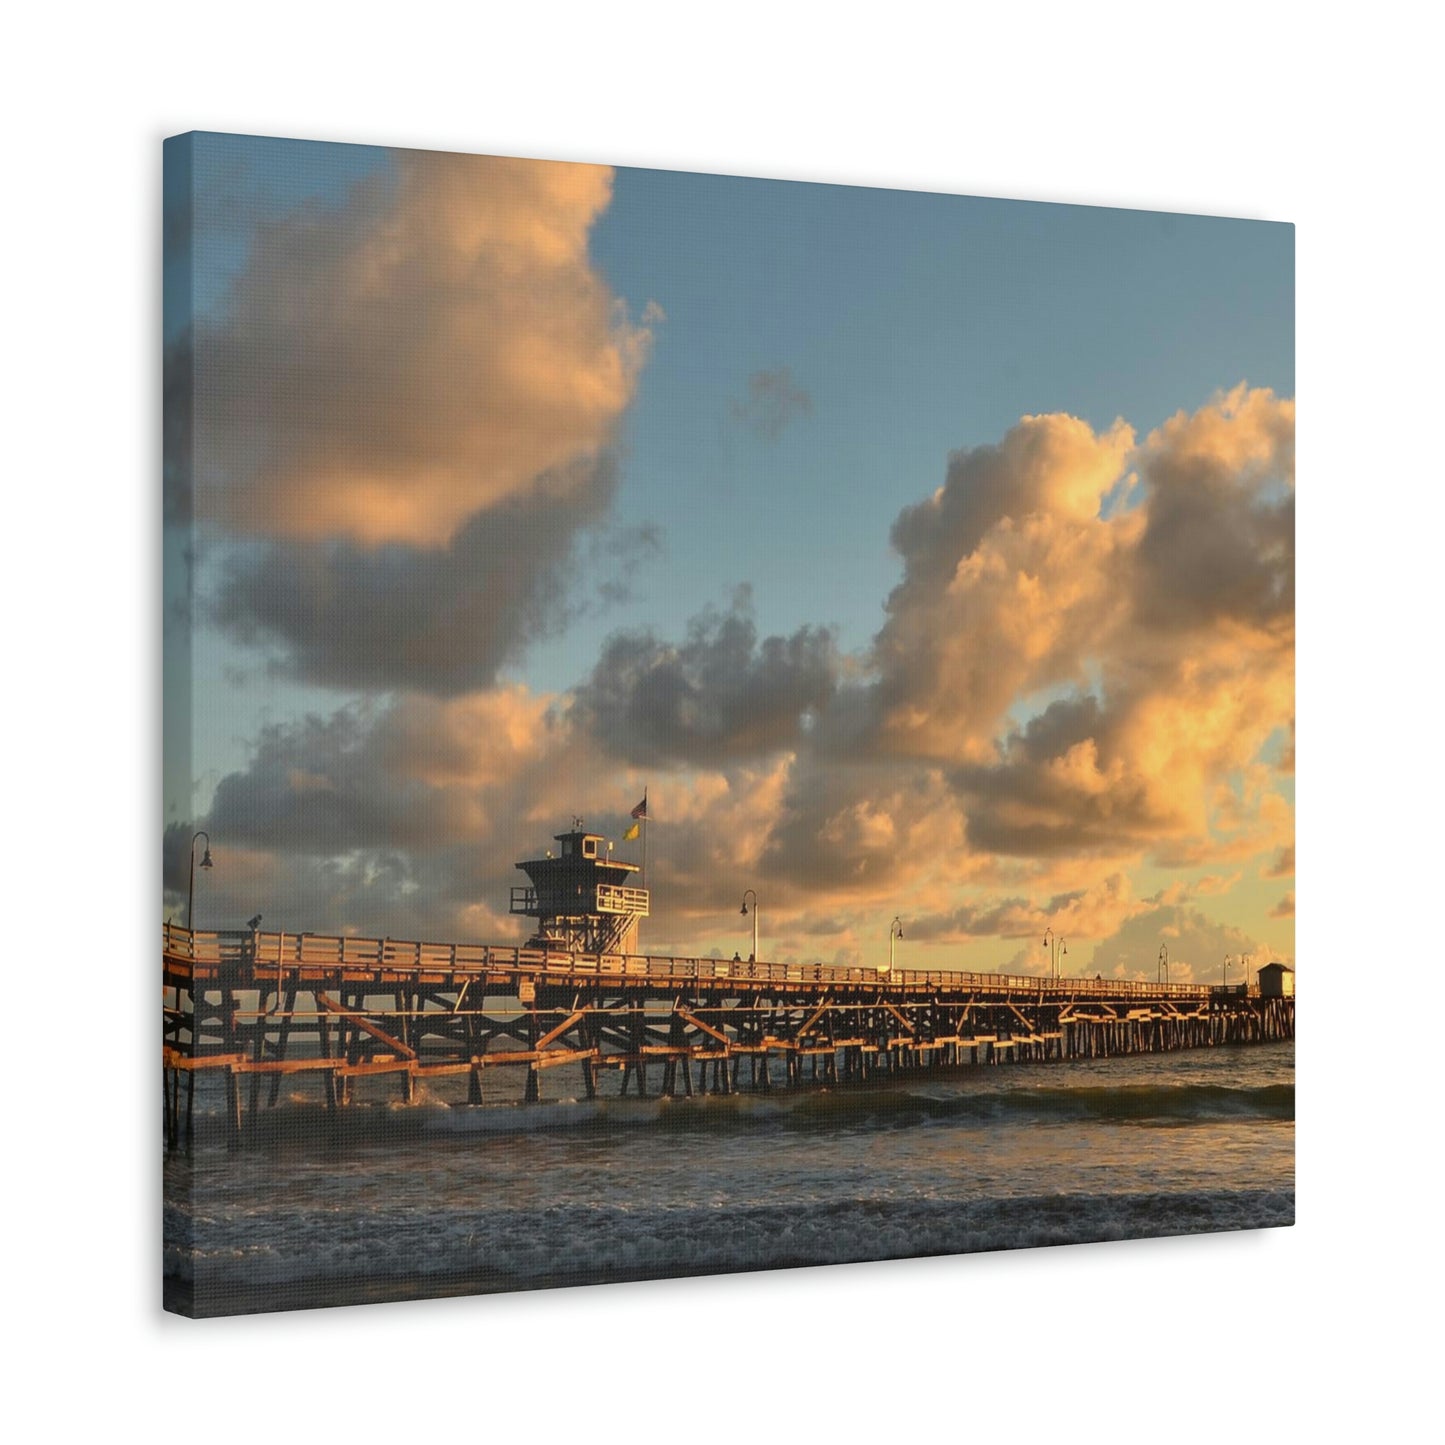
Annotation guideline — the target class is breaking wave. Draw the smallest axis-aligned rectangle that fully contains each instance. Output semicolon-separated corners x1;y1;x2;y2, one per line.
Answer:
183;1079;1292;1147
167;1188;1295;1315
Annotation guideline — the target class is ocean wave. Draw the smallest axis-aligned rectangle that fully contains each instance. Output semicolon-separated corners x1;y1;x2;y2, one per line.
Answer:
431;1082;1294;1132
175;1078;1291;1153
168;1188;1296;1316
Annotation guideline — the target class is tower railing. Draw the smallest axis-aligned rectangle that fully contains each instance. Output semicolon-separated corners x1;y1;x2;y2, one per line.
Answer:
596;883;650;916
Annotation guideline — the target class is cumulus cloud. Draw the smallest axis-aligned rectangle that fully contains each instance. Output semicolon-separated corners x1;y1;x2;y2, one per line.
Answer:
193;149;649;547
868;413;1137;757
1133;384;1295;632
1270;891;1295;919
171;384;1294;966
1088;903;1269;983
180;147;656;693
757;755;970;903
165;688;804;942
1264;844;1294;878
954;696;1183;857
734;387;1292;946
168;687;622;937
570;591;837;764
730;367;813;441
213;452;628;693
908;871;1139;949
955;634;1292;861
164;823;522;943
861;389;1299;867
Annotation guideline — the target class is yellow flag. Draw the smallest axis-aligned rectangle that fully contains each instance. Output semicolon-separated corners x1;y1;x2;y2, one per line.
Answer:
623;821;640;841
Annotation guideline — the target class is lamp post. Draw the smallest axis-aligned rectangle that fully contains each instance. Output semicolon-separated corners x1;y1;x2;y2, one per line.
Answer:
1043;927;1067;980
1224;954;1233;988
188;831;213;931
1158;943;1169;985
740;890;758;963
1242;953;1251;992
889;916;904;973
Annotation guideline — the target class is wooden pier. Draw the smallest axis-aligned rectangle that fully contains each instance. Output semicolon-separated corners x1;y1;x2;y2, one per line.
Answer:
162;923;1295;1151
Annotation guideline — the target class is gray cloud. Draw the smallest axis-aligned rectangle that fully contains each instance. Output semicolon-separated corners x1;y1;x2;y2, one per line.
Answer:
740;748;990;924
1133;392;1294;633
1087;903;1265;982
163;332;194;528
903;896;1034;942
730;367;813;441
212;452;626;694
164;815;492;941
951;695;1179;858
163;687;603;938
204;708;467;853
570;592;837;764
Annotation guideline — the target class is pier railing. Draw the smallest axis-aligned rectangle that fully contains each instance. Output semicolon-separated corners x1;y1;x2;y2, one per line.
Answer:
163;922;1219;999
162;921;1290;1150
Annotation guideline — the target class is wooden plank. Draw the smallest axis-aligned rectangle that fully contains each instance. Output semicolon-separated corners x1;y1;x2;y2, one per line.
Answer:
530;1049;594;1072
675;1006;731;1047
314;992;416;1059
533;1010;585;1052
883;1003;915;1034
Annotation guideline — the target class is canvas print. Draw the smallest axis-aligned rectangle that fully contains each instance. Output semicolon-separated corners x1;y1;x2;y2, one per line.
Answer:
163;132;1295;1317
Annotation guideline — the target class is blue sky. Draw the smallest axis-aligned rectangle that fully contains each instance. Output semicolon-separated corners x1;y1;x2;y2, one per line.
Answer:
532;162;1293;687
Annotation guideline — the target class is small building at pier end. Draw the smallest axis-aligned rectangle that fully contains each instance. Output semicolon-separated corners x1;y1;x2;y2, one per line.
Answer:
510;823;650;954
1258;962;1295;998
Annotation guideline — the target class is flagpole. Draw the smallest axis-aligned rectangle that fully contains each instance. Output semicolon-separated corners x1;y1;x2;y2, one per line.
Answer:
641;786;648;890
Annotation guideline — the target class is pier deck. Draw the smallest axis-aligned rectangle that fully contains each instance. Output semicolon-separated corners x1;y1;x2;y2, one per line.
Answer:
161;923;1295;1150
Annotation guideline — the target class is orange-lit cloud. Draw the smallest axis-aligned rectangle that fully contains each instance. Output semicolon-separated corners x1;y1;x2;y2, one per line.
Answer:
930;389;1294;868
195;150;651;548
868;413;1137;757
1264;844;1295;878
173;387;1294;970
184;149;661;694
1087;903;1282;983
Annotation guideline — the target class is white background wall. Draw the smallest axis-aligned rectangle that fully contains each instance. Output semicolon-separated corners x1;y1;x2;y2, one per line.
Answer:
5;2;1434;1434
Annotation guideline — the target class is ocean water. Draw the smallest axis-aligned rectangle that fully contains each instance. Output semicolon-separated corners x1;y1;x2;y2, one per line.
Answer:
164;1041;1293;1316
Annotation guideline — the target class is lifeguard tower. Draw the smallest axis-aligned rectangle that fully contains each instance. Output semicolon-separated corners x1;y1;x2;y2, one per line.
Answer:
510;820;649;954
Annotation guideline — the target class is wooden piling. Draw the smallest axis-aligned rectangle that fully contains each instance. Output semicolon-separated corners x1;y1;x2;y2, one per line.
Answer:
163;925;1293;1148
